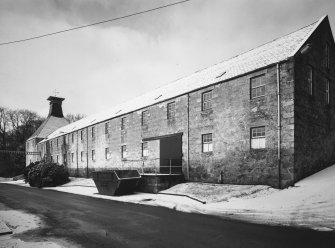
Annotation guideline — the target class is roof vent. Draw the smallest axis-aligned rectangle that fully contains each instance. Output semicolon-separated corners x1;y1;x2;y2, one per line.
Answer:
154;94;162;100
216;71;226;78
300;43;312;55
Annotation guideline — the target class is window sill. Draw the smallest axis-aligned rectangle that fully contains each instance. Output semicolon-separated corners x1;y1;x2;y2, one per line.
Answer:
250;148;266;152
201;109;213;116
141;125;149;131
167;118;176;124
249;96;266;103
202;151;213;156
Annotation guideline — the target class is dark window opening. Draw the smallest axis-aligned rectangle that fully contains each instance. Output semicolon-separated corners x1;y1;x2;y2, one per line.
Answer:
167;102;176;120
142;111;149;126
202;91;212;111
142;142;148;157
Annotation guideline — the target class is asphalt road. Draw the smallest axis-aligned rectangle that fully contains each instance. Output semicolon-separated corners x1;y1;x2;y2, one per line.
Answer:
0;184;334;248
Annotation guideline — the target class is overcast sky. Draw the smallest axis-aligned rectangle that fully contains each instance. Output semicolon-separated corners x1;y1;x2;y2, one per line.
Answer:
0;0;334;117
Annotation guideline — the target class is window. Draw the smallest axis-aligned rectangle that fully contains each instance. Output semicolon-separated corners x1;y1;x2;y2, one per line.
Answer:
167;102;176;120
141;111;149;126
92;150;96;161
92;127;95;139
121;117;127;130
202;91;212;111
71;133;74;143
71;153;74;163
105;122;109;134
56;155;59;164
50;156;53;162
251;127;266;149
63;153;67;163
325;43;330;69
121;145;127;159
142;142;149;157
307;66;313;96
80;130;83;141
202;133;213;153
50;141;52;152
325;78;330;105
81;151;84;162
56;138;59;148
251;75;265;99
105;147;109;159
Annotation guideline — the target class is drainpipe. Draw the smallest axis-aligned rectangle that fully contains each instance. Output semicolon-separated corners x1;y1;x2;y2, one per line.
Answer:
86;127;89;178
187;93;190;181
76;130;79;177
277;63;282;189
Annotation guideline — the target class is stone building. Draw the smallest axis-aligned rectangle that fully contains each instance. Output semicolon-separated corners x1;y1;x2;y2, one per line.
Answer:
26;16;335;188
26;96;69;164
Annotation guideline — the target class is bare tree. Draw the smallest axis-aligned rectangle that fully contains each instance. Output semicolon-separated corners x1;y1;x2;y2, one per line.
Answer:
8;109;20;131
0;107;9;149
0;107;44;150
66;113;86;123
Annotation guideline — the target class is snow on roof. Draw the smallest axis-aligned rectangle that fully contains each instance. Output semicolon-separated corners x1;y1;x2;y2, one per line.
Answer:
41;16;326;143
28;116;69;141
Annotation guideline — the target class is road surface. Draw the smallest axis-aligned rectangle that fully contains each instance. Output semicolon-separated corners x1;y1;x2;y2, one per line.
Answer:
0;184;334;248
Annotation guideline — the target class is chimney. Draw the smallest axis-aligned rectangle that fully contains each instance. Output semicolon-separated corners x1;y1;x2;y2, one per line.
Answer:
47;96;65;117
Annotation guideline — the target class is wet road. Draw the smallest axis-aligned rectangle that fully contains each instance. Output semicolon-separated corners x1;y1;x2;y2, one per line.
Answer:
0;184;334;248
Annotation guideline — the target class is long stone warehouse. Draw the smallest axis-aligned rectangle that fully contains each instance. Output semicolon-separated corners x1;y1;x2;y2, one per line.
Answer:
26;16;335;188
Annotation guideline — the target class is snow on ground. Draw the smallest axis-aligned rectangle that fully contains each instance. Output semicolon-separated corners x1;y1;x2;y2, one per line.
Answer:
2;164;335;232
0;203;68;248
161;183;278;203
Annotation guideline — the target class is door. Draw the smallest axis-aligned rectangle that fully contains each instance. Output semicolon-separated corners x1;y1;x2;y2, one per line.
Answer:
160;135;182;174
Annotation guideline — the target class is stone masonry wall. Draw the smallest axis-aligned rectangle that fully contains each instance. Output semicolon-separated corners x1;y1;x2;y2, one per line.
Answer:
188;62;295;188
46;95;189;178
294;18;335;182
42;63;296;188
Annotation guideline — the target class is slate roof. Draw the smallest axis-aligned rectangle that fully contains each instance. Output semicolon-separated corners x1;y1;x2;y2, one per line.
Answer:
41;16;327;143
28;116;69;141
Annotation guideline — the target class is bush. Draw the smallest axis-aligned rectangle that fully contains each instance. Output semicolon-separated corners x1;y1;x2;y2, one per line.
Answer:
27;162;69;188
24;161;40;181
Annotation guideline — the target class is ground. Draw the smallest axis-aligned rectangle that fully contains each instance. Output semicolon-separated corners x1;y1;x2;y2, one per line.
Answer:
1;184;335;248
0;202;70;248
0;164;334;247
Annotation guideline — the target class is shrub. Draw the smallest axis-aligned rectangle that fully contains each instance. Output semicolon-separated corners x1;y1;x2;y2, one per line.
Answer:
27;162;69;188
24;161;40;181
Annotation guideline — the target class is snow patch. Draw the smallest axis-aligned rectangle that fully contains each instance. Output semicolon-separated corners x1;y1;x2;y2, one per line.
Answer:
2;164;335;231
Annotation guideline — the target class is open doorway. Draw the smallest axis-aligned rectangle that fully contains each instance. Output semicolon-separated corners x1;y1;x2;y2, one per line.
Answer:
160;134;182;174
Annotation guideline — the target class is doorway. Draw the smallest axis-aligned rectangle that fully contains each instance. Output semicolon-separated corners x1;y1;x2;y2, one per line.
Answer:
160;135;182;174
